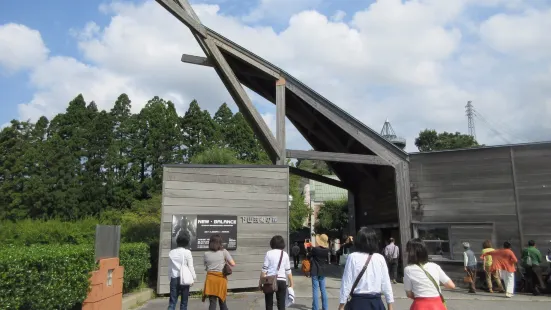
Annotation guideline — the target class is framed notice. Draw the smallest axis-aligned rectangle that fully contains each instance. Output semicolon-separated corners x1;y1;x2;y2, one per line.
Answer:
171;215;237;251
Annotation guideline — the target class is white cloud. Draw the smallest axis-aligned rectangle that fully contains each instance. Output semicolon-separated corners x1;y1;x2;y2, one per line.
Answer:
5;0;551;152
0;23;49;73
331;10;346;22
243;0;321;23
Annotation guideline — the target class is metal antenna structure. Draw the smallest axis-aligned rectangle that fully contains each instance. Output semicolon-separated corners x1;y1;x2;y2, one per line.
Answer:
465;101;476;139
380;119;406;149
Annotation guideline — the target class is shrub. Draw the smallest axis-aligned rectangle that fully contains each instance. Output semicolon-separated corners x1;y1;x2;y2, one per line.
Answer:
0;244;95;310
119;243;151;293
0;218;98;246
0;243;151;309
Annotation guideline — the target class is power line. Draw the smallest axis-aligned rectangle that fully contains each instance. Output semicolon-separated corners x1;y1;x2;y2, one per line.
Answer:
465;101;476;139
473;109;529;143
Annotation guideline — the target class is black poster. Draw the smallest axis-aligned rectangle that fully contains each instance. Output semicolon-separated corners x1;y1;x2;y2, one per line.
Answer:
171;215;237;251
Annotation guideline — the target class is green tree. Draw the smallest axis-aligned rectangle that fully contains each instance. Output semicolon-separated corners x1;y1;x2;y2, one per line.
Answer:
181;100;219;160
225;112;269;163
296;158;332;175
315;197;348;238
415;129;479;152
190;147;241;165
289;174;310;232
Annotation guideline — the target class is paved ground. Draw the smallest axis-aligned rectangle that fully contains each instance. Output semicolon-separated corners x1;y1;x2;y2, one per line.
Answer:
139;265;551;310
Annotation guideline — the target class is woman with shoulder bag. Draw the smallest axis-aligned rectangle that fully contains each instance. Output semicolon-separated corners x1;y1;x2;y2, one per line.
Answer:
168;232;196;310
203;235;236;310
403;238;455;310
260;235;294;310
338;228;394;310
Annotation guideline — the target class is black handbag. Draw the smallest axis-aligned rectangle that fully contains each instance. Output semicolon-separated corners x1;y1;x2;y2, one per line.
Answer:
222;250;232;277
344;255;372;310
261;250;284;294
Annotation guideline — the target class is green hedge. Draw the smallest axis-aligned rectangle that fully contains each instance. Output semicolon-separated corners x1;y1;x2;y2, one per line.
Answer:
0;243;151;310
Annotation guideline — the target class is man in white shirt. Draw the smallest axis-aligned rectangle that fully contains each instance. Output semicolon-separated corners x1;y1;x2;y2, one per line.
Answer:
384;238;399;284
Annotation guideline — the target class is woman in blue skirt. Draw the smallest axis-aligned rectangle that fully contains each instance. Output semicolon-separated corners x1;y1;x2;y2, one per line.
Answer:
338;227;394;310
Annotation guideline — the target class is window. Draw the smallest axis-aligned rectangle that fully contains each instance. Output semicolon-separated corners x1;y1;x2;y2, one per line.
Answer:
415;225;451;258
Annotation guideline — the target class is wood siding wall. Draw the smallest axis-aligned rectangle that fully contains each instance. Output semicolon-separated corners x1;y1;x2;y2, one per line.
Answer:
157;165;289;294
410;143;551;259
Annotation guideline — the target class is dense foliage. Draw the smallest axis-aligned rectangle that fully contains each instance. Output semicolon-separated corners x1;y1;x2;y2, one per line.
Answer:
0;95;268;220
289;172;310;232
0;243;150;310
414;129;479;152
315;197;348;238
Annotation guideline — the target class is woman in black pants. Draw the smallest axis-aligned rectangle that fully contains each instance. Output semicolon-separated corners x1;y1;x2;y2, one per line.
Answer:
260;235;294;310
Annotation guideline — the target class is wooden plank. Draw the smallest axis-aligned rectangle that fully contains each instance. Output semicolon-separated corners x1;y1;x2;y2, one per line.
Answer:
155;0;206;37
181;54;211;67
509;148;525;248
396;162;411;265
163;197;286;209
164;180;287;194
288;166;348;189
165;167;288;179
348;191;356;236
164;188;288;202
286;149;390;166
276;78;286;165
162;209;288;222
203;37;279;162
165;171;287;186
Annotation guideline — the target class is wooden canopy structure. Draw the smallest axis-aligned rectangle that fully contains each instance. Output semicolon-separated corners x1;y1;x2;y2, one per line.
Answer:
156;0;412;257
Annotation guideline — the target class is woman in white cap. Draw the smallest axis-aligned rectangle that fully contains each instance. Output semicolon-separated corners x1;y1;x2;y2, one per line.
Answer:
309;234;330;310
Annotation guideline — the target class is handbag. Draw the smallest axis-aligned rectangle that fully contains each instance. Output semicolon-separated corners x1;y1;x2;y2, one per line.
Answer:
418;264;447;309
340;248;350;266
343;255;372;310
222;250;233;277
179;250;194;285
261;250;284;294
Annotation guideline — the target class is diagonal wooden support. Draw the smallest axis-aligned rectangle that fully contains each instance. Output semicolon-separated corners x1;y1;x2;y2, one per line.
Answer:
286;149;390;166
162;0;281;163
289;167;348;190
181;54;212;67
156;0;207;37
203;38;280;162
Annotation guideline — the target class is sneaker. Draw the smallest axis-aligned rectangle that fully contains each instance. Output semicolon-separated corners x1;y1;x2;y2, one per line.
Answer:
505;293;513;298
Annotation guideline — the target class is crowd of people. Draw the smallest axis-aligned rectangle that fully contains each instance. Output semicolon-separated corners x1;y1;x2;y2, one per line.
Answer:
165;229;550;310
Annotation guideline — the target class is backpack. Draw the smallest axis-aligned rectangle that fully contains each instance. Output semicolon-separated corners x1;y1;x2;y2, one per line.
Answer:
301;258;311;275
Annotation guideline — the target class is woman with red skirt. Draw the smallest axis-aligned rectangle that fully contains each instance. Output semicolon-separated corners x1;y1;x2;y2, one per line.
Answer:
403;239;456;310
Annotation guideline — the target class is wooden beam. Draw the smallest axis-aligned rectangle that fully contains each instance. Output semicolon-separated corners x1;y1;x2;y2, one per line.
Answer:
212;37;280;79
181;54;212;67
286;82;401;166
286;149;391;166
203;37;280;162
348;191;356;236
276;79;286;165
395;161;412;266
510;147;525;248
289;166;348;190
175;0;200;22
155;0;207;37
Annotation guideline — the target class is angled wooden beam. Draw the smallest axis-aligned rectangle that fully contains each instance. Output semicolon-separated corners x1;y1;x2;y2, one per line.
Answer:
276;78;286;165
289;166;348;190
175;0;200;22
286;82;400;166
211;37;280;79
156;0;207;38
181;54;212;67
286;149;391;166
203;37;280;163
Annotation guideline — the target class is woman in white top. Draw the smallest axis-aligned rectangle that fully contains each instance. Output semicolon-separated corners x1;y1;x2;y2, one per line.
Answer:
403;238;455;310
338;227;394;310
259;235;294;310
168;232;197;310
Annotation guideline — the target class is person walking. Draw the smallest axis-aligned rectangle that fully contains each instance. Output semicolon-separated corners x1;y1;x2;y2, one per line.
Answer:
462;242;477;293
384;238;399;284
481;241;518;298
291;242;301;270
481;240;504;293
403;238;455;310
260;235;294;310
309;234;330;310
338;227;394;310
202;235;236;310
168;232;196;310
522;240;546;295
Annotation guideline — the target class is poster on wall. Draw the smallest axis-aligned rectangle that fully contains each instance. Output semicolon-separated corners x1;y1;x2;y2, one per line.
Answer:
171;215;237;251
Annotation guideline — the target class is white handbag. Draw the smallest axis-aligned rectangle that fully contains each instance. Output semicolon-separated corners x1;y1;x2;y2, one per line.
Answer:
179;251;194;286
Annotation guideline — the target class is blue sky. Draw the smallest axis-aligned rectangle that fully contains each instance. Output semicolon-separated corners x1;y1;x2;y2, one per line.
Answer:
0;0;373;124
1;0;551;150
